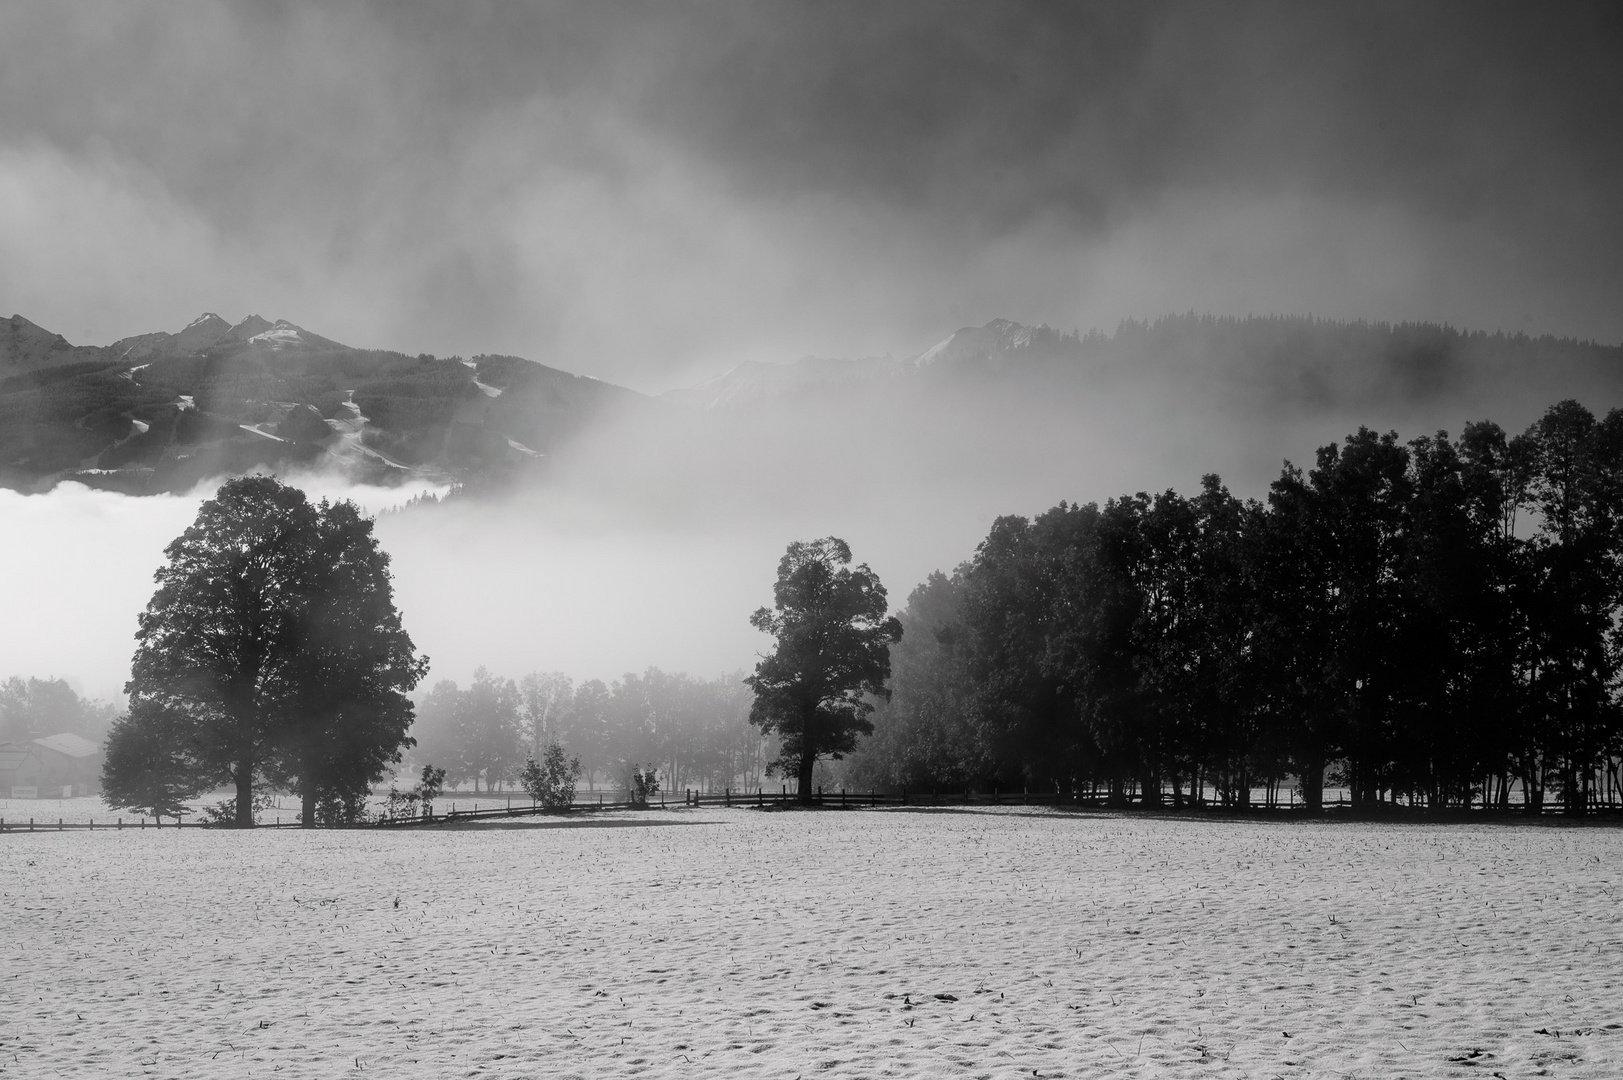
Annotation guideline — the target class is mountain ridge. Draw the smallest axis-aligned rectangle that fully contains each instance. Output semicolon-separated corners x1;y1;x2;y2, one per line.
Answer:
5;308;1622;496
0;311;640;494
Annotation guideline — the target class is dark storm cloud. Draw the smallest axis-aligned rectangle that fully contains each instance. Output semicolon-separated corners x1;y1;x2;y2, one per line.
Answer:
0;1;1619;387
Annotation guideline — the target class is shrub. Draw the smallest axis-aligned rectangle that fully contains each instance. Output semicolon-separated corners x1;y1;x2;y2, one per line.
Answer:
629;764;660;808
520;743;581;810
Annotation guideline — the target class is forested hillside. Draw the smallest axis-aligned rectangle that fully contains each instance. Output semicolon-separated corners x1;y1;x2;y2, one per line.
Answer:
0;313;639;493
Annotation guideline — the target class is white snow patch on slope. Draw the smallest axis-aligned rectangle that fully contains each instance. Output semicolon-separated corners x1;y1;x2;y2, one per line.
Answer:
248;322;305;348
239;423;286;442
7;810;1622;1078
915;332;957;365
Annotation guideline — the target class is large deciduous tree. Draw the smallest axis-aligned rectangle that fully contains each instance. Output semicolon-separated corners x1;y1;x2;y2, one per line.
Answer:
746;537;902;801
116;476;425;827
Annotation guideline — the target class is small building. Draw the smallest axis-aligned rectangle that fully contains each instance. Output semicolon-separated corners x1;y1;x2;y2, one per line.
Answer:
30;733;102;797
0;742;43;798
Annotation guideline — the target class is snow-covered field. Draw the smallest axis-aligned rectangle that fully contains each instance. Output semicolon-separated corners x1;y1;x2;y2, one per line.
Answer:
4;807;1620;1078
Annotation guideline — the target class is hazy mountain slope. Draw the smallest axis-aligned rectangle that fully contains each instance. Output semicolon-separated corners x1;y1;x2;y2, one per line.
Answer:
1;315;114;376
663;355;905;411
556;314;1623;550
663;315;1623;425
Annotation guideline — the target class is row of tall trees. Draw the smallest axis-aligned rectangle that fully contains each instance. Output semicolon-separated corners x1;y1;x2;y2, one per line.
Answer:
407;666;771;795
845;400;1623;815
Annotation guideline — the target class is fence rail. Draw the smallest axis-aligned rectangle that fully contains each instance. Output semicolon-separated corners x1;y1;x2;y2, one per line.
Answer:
5;784;1620;833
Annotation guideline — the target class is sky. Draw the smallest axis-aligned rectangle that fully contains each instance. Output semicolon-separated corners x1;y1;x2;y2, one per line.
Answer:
1;1;1620;393
3;2;1623;703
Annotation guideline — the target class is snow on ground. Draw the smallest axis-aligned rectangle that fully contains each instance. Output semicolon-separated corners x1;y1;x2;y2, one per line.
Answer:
3;808;1621;1078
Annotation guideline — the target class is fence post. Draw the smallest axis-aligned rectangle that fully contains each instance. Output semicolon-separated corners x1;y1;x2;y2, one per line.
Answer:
840;787;845;808
725;788;731;808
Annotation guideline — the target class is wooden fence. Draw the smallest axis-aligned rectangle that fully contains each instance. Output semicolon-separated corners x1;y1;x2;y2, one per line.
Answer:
5;783;1619;832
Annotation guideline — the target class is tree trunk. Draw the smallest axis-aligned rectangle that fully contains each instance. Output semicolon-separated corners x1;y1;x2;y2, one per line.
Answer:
796;706;817;802
1563;759;1586;818
1140;768;1162;808
301;769;317;828
235;763;255;829
1300;753;1324;813
1524;767;1543;815
796;743;816;802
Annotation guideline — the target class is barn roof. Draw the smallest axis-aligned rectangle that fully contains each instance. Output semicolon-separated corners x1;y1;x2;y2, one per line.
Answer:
0;742;39;770
32;732;100;758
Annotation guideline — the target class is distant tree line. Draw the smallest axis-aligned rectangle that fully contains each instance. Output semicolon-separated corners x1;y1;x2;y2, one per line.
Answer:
844;400;1623;816
0;676;117;744
407;666;772;796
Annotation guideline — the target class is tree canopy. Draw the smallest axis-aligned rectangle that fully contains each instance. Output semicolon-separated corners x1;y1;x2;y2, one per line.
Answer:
746;537;902;801
107;475;425;826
